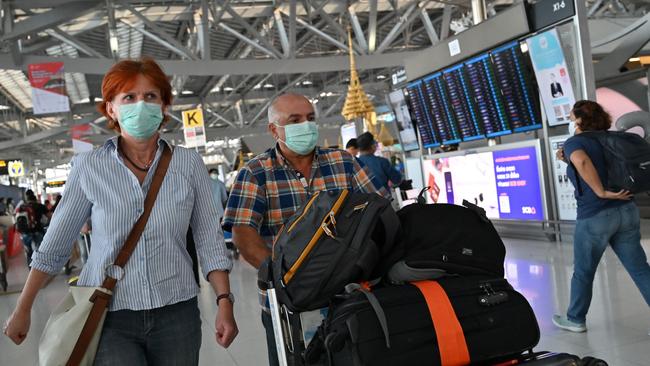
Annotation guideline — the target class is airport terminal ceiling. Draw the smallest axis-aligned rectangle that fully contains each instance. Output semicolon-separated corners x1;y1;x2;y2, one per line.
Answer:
0;0;649;168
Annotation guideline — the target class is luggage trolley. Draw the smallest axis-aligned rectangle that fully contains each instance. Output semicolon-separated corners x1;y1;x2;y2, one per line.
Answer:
259;260;324;366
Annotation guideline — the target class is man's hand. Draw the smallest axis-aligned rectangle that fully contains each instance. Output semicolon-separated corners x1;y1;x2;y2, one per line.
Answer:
215;301;238;348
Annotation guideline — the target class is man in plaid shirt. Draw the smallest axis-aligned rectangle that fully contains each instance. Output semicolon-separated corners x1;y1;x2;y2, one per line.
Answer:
223;93;379;366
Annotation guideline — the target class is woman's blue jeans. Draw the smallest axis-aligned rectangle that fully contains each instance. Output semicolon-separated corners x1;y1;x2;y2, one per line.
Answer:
93;297;201;365
568;202;650;323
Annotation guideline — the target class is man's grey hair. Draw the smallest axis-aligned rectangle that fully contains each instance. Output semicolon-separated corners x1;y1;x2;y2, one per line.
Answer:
267;93;312;124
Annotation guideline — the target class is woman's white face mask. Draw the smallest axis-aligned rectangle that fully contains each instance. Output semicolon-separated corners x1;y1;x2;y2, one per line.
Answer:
568;121;577;136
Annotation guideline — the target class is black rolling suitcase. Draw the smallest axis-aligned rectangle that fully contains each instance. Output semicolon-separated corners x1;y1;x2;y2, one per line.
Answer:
504;351;607;365
305;276;540;366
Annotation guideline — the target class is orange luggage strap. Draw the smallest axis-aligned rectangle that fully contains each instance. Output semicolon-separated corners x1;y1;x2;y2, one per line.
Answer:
412;281;471;366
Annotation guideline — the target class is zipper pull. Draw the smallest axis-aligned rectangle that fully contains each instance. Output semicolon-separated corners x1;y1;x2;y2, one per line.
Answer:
346;201;369;218
479;283;509;306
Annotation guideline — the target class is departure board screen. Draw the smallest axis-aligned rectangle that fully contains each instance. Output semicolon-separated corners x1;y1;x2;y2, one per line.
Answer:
465;54;511;137
403;39;542;149
422;73;461;145
490;42;541;132
442;65;484;141
405;81;440;148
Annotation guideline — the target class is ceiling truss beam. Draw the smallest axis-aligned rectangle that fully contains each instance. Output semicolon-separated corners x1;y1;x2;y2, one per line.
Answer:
46;27;107;58
223;2;282;59
121;3;198;60
348;5;369;53
376;1;423;54
368;0;378;52
1;1;102;41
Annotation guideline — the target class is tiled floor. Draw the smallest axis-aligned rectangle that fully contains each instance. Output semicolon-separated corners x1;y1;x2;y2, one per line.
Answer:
1;229;650;365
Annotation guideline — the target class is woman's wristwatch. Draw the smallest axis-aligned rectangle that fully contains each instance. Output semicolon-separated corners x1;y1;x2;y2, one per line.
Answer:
216;293;235;306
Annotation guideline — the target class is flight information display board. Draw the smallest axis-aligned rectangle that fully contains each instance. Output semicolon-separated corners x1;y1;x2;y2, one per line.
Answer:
465;54;511;137
405;81;441;148
442;64;483;141
490;42;541;132
422;73;461;145
404;39;542;148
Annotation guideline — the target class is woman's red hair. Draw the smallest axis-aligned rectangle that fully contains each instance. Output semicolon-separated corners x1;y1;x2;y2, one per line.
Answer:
98;58;173;132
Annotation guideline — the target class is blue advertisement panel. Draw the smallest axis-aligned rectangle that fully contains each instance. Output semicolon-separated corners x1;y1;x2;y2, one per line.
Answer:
526;29;576;126
493;146;545;220
422;143;545;221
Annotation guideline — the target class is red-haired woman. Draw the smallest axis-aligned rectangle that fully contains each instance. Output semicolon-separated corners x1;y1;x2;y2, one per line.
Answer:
554;100;650;333
3;58;238;365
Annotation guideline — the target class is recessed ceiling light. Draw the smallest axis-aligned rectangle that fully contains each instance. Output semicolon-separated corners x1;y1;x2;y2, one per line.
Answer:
376;75;386;80
94;97;103;102
172;90;178;95
253;84;261;90
302;80;313;85
181;90;193;95
629;57;641;62
223;87;234;91
263;83;274;88
211;86;221;92
0;105;10;110
320;92;327;97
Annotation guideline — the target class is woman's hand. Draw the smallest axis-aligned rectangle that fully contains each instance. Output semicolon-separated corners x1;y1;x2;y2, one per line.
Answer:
215;301;238;348
599;189;633;201
3;308;31;345
556;148;566;163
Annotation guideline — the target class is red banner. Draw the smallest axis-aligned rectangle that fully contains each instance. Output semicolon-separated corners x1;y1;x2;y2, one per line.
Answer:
27;62;70;114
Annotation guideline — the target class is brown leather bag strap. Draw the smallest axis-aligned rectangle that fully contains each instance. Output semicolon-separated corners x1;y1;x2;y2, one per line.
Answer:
67;144;173;366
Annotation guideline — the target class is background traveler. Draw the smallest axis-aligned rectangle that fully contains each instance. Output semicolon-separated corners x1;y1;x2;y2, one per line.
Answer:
345;138;359;156
553;100;650;332
209;168;229;221
356;132;403;197
14;190;47;268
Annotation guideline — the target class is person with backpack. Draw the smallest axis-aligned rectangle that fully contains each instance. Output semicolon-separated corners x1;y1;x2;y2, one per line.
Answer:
14;190;48;268
223;93;380;366
553;100;650;332
356;132;403;198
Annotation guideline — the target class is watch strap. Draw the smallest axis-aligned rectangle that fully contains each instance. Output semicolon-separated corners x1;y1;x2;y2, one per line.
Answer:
217;293;232;304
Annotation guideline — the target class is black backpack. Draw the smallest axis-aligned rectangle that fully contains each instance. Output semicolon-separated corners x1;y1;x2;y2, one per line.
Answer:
15;203;36;234
388;194;505;283
271;189;401;311
579;131;650;193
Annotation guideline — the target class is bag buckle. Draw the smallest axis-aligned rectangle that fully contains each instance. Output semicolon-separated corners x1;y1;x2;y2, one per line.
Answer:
89;289;113;304
104;264;125;281
322;211;337;238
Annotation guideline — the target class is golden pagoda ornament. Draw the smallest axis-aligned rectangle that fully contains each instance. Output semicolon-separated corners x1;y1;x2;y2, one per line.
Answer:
341;28;375;128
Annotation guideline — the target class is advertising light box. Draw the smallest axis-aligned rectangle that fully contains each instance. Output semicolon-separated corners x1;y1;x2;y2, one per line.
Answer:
422;141;546;221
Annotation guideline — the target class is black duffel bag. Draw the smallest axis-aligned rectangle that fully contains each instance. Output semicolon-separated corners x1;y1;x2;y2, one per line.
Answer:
387;195;506;284
272;189;401;312
306;276;540;366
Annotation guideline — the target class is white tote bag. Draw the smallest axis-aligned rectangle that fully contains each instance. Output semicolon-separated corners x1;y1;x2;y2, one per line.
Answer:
38;287;112;366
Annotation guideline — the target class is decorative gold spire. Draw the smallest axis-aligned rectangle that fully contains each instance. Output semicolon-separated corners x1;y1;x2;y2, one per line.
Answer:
341;28;374;122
